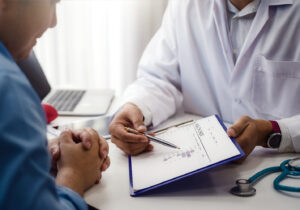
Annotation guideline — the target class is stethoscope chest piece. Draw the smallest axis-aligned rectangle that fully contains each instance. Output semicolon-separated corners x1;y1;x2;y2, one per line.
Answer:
231;158;300;197
230;179;256;197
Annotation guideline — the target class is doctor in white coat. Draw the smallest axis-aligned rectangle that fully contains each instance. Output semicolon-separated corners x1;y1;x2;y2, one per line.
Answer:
109;0;300;160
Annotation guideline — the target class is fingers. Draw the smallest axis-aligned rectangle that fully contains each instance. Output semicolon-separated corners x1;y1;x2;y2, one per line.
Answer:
48;138;60;159
109;103;149;150
72;128;100;150
109;103;155;155
145;134;154;151
227;116;259;162
109;104;151;155
126;107;146;132
101;156;111;171
99;136;109;159
227;116;251;138
147;132;155;137
50;145;60;160
236;124;257;152
146;144;154;151
72;129;110;173
111;136;149;155
231;119;258;162
95;170;102;184
59;130;74;144
121;102;146;131
96;156;110;184
110;124;148;143
71;128;110;172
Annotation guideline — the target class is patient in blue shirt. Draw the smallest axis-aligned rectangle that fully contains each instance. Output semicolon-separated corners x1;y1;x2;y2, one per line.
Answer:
0;0;109;209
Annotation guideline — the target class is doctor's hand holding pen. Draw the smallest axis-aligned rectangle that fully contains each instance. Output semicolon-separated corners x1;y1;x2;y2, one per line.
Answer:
48;128;111;179
109;103;154;155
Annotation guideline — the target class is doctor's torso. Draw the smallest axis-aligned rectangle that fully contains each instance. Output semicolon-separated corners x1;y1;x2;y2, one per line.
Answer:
172;0;300;123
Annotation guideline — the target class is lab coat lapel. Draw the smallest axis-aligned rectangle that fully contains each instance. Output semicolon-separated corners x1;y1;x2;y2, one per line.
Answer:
212;0;235;71
235;1;270;65
236;0;294;65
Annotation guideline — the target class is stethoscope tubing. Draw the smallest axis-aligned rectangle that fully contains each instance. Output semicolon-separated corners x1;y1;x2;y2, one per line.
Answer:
248;166;281;183
232;158;300;196
273;159;300;192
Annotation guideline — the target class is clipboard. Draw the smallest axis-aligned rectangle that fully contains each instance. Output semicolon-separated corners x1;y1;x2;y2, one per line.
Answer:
128;115;244;196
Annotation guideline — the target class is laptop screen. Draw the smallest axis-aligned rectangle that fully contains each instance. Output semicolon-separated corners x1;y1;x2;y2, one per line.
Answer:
17;51;51;100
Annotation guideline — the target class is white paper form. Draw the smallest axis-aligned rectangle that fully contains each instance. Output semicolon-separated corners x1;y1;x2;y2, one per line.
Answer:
131;115;241;191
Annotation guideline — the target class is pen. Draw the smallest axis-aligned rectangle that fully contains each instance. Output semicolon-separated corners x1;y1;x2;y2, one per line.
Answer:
124;127;180;150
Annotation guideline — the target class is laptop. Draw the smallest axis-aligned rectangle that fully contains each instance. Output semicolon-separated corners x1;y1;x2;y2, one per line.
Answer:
17;51;114;116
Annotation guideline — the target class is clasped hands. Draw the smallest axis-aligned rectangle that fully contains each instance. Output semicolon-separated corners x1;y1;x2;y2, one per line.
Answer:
48;128;110;196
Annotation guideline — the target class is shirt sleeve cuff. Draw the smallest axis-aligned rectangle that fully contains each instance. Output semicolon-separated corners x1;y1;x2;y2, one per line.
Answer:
277;120;295;153
56;185;88;210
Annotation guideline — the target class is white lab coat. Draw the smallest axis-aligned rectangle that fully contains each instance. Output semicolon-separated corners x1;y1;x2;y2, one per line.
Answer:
123;0;300;152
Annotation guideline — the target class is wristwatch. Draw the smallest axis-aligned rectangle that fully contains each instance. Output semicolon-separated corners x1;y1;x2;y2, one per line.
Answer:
267;121;282;149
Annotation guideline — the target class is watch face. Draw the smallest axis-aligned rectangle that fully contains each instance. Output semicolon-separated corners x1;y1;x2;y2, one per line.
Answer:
267;133;282;148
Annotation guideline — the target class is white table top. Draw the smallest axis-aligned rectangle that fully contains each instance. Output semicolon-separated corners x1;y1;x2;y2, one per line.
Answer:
78;112;300;210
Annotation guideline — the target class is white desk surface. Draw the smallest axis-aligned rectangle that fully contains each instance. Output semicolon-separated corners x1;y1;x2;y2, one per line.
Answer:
52;101;300;210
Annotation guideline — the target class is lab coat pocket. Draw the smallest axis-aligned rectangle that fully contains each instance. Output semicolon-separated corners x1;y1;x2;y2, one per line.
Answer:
251;55;300;119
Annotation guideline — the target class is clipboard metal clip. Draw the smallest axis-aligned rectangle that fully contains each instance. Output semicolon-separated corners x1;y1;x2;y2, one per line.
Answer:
154;120;195;135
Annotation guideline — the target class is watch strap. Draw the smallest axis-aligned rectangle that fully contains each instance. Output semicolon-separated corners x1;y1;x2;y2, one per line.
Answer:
270;120;281;133
267;120;282;148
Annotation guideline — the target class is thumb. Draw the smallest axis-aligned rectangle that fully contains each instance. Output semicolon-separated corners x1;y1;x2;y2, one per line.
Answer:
50;145;60;160
227;116;250;138
227;127;237;138
72;129;92;150
59;129;74;144
133;120;146;133
128;107;146;132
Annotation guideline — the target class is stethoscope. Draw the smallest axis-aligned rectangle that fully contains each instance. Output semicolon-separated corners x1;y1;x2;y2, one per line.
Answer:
230;157;300;196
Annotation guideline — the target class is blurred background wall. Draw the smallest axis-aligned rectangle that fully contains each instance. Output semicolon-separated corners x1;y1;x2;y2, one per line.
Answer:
34;0;168;95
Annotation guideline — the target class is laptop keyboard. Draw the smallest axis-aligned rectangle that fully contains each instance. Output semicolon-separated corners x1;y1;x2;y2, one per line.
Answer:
46;90;86;112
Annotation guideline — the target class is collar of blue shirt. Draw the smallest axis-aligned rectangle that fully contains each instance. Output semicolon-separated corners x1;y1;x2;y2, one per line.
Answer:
0;42;14;62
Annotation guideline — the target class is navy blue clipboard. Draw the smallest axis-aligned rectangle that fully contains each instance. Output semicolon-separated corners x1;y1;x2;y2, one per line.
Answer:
128;115;245;196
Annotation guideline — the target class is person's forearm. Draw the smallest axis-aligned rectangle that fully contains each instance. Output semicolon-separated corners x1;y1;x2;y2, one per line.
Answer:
56;168;85;197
